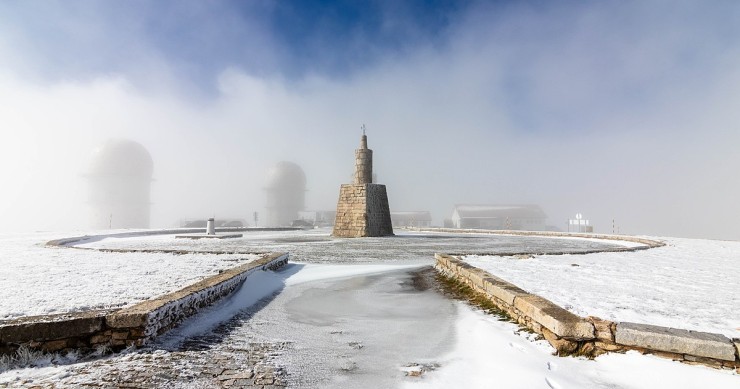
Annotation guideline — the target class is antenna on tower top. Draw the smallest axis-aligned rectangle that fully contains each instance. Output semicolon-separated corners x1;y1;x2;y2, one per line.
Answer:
361;124;366;135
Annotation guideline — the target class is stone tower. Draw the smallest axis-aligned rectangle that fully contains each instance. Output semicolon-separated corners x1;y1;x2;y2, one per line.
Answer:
332;130;394;237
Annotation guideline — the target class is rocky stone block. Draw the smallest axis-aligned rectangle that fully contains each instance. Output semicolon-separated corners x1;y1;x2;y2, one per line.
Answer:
542;327;579;355
482;277;528;306
41;339;69;352
594;340;623;352
0;310;107;343
90;334;110;344
615;322;736;361
514;295;595;340
106;311;150;329
587;316;615;342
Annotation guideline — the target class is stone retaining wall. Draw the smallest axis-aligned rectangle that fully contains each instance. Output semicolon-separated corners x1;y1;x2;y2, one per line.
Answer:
435;253;739;372
0;253;289;356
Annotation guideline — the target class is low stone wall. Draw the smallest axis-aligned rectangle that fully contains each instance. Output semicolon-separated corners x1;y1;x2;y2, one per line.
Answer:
435;253;739;371
0;253;289;356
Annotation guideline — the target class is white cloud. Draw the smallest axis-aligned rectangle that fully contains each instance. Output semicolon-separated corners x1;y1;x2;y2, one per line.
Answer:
1;1;739;239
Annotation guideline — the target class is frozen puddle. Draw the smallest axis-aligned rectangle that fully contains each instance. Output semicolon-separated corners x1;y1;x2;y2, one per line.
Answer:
161;262;737;389
231;263;456;389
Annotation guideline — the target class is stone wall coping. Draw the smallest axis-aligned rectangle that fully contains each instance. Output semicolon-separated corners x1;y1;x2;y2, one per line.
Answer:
615;322;737;361
1;252;289;354
513;295;595;340
107;252;288;329
0;310;111;344
436;254;594;340
482;276;529;306
436;251;739;368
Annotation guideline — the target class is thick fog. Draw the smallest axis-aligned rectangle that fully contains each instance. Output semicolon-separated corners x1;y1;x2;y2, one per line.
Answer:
1;1;739;240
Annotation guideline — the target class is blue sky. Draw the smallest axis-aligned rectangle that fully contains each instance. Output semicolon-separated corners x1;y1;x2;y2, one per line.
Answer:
1;0;467;90
1;1;740;239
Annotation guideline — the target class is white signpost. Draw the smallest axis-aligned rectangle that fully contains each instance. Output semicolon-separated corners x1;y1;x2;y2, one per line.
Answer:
568;213;590;233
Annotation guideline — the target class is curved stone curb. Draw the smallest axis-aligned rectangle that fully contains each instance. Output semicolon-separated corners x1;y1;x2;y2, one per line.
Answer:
409;227;665;252
0;253;289;355
615;322;736;361
45;227;305;248
435;254;594;344
435;253;739;370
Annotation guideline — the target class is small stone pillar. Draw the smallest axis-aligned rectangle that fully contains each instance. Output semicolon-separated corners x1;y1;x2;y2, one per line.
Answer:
206;218;215;235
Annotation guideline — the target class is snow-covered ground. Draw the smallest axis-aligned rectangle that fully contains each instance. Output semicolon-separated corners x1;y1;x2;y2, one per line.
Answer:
2;230;737;387
2;263;736;388
403;303;739;389
465;237;740;338
0;232;260;320
1;228;623;320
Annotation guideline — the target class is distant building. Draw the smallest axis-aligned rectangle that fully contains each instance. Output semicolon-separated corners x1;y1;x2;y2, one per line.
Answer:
264;161;306;227
450;204;547;231
87;139;153;229
391;211;432;228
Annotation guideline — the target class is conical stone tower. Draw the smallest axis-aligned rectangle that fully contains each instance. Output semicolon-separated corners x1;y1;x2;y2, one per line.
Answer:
332;130;394;237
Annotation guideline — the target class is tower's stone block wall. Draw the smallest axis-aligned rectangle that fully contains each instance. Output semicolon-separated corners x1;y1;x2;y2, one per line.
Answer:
353;148;373;184
365;184;393;236
332;183;393;237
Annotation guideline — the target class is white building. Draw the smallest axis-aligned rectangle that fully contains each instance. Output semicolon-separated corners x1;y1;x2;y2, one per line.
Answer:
449;204;547;231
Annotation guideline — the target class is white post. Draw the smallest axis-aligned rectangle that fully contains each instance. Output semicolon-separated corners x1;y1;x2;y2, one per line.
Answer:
206;218;215;235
